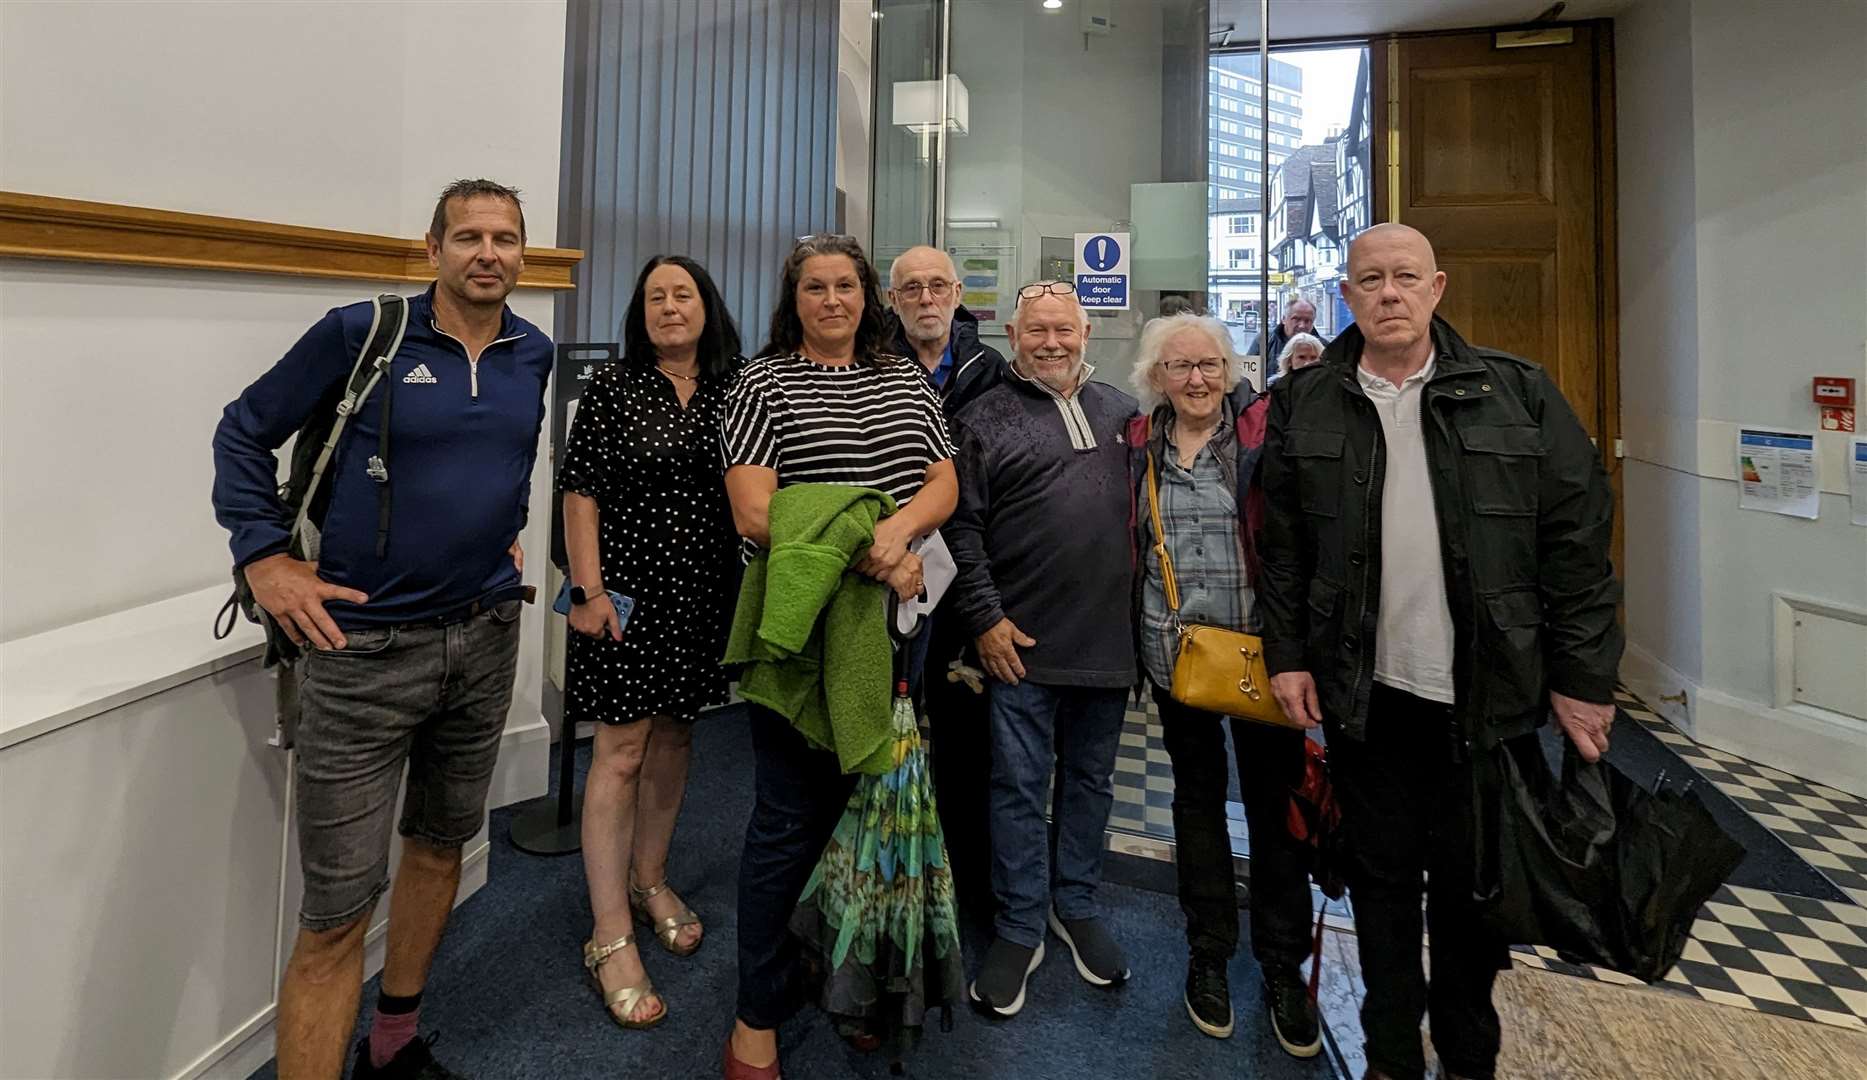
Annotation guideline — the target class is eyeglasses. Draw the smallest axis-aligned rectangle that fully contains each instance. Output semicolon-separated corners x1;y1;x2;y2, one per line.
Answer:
1162;357;1225;380
894;279;954;301
1017;280;1076;301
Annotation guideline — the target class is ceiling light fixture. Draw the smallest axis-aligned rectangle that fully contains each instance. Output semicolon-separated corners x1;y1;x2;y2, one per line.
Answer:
1043;0;1063;9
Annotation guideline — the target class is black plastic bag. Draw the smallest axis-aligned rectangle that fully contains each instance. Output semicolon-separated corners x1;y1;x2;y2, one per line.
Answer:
1473;736;1743;983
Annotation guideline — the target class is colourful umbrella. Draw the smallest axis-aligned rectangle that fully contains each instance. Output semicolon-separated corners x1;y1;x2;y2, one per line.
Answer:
791;634;963;1063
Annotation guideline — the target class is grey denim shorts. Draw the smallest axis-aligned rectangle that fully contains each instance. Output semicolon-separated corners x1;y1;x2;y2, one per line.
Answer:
293;599;522;932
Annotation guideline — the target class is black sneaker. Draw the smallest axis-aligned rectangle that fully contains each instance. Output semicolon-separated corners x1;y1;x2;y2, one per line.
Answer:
1263;971;1322;1059
968;937;1045;1017
1046;909;1130;987
351;1033;466;1080
1184;952;1234;1039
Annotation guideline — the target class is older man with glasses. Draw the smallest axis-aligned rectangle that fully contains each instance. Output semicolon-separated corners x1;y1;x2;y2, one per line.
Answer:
887;245;1009;414
945;280;1142;1018
886;245;1011;925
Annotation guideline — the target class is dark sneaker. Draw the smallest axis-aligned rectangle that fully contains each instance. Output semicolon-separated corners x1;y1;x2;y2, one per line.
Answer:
351;1033;466;1080
1264;971;1322;1058
1046;909;1130;986
968;937;1045;1017
1184;951;1234;1038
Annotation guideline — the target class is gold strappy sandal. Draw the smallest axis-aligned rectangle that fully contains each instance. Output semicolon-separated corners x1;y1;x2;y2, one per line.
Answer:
630;877;703;957
583;933;665;1029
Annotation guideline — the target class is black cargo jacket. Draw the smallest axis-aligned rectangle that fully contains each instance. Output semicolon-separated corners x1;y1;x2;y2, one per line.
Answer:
1256;316;1623;747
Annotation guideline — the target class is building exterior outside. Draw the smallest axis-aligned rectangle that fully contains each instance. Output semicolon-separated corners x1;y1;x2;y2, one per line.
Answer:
1331;49;1374;332
1206;52;1302;343
1265;139;1336;336
1257;48;1374;340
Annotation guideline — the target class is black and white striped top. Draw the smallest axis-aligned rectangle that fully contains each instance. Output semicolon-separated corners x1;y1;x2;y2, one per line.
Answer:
721;352;954;505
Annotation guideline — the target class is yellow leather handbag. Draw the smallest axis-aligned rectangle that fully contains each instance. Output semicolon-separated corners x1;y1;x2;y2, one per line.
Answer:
1145;443;1297;729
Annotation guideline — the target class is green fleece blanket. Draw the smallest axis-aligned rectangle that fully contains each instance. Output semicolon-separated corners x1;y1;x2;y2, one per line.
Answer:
724;484;899;775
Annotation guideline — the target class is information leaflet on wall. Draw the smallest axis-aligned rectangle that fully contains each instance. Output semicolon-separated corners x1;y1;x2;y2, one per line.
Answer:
1736;427;1820;520
1850;437;1867;527
954;253;1005;324
1074;232;1130;310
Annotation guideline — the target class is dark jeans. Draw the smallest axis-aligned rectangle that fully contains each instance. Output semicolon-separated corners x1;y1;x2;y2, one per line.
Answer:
1152;683;1313;977
735;704;858;1029
987;680;1128;948
1333;683;1513;1080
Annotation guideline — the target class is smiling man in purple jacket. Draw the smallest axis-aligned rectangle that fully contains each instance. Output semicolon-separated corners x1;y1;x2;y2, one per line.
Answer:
212;179;550;1080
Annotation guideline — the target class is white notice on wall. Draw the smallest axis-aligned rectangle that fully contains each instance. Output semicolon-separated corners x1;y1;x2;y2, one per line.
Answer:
1850;437;1867;527
1736;428;1820;520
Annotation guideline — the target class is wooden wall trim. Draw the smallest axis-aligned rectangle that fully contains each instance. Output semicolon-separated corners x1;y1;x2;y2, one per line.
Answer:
0;192;581;290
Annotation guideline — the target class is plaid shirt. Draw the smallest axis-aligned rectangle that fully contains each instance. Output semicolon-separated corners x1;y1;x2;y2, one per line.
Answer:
1141;434;1255;689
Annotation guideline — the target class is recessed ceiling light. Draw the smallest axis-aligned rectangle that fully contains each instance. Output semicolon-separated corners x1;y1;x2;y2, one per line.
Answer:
1043;0;1063;9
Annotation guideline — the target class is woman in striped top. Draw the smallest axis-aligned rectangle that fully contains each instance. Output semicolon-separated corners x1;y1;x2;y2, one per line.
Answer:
720;234;956;1079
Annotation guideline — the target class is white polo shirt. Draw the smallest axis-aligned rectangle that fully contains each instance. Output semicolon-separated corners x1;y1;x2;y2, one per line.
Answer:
1357;358;1457;704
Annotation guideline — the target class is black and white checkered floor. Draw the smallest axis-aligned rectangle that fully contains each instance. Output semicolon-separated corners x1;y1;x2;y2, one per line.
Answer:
1100;688;1867;1034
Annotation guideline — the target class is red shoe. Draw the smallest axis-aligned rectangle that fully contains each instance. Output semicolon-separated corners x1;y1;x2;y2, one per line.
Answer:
722;1036;781;1080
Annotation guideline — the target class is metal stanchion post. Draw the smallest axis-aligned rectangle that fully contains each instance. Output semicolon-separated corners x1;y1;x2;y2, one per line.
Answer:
510;342;619;856
510;711;583;855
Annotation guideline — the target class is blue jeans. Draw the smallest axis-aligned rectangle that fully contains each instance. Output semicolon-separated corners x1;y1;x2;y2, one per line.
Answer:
987;680;1128;948
734;704;859;1029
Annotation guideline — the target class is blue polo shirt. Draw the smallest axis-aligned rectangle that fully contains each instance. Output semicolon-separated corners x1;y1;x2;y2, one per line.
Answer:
929;342;954;390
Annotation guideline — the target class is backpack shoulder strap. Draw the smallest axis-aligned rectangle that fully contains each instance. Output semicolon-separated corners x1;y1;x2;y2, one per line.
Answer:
365;295;408;556
289;294;409;554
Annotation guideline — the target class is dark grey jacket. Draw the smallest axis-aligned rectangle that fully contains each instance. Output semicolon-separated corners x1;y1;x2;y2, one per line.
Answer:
889;305;1008;419
1257;316;1622;747
947;373;1140;688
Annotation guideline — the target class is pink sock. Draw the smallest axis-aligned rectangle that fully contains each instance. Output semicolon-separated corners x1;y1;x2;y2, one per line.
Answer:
368;996;421;1068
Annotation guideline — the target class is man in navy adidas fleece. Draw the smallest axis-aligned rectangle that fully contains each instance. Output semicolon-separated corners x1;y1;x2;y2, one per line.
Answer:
212;179;550;1080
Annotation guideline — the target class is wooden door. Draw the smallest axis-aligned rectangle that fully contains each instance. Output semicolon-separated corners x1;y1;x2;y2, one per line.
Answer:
1375;24;1622;573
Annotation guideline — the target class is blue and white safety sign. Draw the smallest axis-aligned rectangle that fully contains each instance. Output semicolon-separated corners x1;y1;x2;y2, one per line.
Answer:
1074;232;1130;310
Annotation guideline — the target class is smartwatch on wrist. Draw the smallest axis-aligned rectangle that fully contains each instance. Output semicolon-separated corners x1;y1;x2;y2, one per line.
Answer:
569;585;591;606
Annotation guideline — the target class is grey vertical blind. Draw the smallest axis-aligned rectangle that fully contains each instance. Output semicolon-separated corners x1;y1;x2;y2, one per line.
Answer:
557;0;840;352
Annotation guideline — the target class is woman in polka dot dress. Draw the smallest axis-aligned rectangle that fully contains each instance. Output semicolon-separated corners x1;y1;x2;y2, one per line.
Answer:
559;255;742;1030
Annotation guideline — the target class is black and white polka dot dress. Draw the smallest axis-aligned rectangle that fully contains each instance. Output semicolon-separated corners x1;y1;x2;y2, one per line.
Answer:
558;360;740;724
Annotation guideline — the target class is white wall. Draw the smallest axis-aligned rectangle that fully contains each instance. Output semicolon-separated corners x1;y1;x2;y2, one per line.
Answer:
0;3;563;1075
1;660;286;1080
946;0;1166;389
1617;0;1867;794
1616;0;1705;685
0;0;565;642
0;0;562;242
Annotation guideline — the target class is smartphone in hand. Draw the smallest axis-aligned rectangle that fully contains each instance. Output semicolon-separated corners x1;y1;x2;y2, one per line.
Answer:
552;580;635;636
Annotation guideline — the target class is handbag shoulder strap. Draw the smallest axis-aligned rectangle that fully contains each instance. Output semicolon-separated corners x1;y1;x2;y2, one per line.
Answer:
1143;416;1182;615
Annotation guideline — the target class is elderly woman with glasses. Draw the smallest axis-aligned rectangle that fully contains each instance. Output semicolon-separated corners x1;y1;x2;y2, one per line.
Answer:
1126;314;1321;1058
1272;331;1326;382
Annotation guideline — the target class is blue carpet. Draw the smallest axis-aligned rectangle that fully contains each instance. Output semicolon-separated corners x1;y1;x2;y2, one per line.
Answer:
250;705;1333;1079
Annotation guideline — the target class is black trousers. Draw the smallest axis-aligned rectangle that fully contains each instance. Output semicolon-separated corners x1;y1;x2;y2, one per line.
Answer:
923;613;995;921
1154;683;1314;977
735;705;858;1029
1333;683;1513;1080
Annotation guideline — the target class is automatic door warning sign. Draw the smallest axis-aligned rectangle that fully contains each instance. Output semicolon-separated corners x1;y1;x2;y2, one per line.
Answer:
1075;232;1129;310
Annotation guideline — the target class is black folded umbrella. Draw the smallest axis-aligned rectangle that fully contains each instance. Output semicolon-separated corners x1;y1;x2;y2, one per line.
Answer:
1474;734;1744;983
